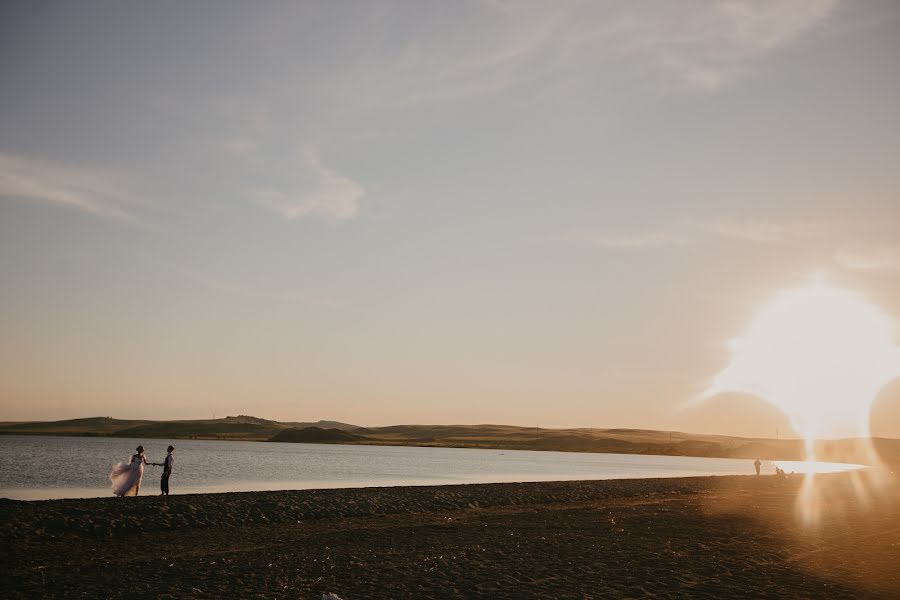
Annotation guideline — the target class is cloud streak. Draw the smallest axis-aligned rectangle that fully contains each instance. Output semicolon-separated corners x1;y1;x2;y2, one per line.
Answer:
332;0;840;108
646;0;839;91
698;219;789;243
0;153;137;221
564;218;811;250
564;231;692;249
835;243;900;271
248;148;363;222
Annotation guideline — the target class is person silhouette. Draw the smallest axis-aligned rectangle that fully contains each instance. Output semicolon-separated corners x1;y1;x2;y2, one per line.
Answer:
753;458;761;476
152;445;175;496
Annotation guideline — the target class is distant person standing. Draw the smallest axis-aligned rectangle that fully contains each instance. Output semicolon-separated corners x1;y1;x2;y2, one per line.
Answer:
154;445;175;495
753;458;761;476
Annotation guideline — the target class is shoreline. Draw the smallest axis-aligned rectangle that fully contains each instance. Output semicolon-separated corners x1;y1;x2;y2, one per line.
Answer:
4;472;899;598
0;462;868;502
2;430;884;466
0;444;869;503
7;426;897;466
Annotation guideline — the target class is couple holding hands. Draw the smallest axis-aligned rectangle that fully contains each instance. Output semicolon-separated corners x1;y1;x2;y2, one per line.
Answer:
109;444;175;497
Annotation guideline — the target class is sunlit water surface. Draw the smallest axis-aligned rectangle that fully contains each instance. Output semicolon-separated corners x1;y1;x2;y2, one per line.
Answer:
0;435;863;500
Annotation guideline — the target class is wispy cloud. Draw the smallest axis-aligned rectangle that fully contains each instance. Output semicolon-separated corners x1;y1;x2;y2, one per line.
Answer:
563;231;692;249
562;218;822;250
648;0;839;91
835;243;900;271
698;219;788;243
332;0;840;107
0;153;137;221
247;148;363;222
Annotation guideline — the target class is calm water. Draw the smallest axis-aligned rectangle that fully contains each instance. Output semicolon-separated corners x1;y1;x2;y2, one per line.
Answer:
0;435;859;500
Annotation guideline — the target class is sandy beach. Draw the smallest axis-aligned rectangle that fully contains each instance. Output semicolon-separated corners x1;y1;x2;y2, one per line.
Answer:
2;472;898;599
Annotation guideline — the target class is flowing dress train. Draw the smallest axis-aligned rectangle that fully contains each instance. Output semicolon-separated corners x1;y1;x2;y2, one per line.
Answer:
109;454;145;497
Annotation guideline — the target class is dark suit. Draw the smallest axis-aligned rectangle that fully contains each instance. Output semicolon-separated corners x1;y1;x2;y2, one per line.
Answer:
161;453;173;494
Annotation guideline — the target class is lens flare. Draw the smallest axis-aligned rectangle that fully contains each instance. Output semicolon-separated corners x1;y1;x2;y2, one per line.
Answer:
704;283;900;446
702;282;900;524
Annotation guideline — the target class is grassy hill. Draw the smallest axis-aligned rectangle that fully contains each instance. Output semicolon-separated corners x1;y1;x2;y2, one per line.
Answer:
0;417;153;436
0;416;358;441
2;417;897;466
270;427;367;443
331;425;900;466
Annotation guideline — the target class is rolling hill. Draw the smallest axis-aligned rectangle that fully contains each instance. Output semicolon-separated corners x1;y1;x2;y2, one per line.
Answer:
0;416;358;441
2;417;897;466
270;427;368;443
329;424;900;466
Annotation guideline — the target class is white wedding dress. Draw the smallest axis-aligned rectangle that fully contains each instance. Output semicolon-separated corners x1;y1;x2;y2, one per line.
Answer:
109;453;146;496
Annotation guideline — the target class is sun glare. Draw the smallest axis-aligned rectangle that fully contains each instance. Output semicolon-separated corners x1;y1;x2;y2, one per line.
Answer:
702;282;900;525
705;283;900;448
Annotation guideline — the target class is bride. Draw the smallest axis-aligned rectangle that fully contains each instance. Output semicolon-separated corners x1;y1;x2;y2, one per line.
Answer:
109;445;151;497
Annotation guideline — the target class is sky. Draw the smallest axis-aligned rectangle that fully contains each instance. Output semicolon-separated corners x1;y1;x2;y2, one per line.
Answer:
1;1;899;438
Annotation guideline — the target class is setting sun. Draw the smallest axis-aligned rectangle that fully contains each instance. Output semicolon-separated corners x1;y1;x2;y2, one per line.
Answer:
704;283;900;446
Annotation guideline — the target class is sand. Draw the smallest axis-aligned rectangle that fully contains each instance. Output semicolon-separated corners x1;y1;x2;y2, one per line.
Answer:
2;472;898;598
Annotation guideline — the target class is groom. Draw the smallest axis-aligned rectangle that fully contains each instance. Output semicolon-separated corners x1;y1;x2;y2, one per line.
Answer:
153;445;175;495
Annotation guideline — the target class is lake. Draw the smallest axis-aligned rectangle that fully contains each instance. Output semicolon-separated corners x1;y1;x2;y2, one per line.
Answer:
0;435;860;500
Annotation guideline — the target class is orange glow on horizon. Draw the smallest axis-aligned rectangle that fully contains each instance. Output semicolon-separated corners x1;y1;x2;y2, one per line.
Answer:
704;282;900;447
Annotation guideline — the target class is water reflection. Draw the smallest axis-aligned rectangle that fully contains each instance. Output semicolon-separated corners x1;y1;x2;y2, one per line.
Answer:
0;435;867;501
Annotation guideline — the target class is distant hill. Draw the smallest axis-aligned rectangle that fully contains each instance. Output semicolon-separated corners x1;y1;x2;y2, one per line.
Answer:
0;416;358;441
112;421;282;441
270;427;368;444
219;415;279;425
328;425;900;467
282;420;360;431
2;417;896;466
0;417;153;436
